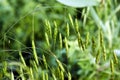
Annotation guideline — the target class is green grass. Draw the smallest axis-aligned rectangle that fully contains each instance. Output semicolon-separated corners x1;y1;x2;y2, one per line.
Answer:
0;0;120;80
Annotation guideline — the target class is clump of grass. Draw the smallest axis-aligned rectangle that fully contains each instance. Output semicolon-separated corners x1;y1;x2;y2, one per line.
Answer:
1;16;120;79
1;0;120;79
1;18;120;80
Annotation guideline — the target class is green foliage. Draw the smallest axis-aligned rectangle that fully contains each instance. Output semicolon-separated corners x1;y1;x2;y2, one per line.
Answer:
0;0;120;80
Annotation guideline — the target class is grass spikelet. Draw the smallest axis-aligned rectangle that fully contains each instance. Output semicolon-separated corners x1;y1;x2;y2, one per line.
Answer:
77;32;85;51
52;74;57;80
19;50;26;67
42;55;48;69
95;50;100;64
3;61;7;74
30;68;34;80
92;37;96;56
77;32;81;48
85;32;89;48
33;61;38;71
61;70;64;80
83;7;90;27
53;21;58;48
56;59;65;72
2;61;10;79
45;20;52;39
59;33;62;49
110;60;114;74
68;13;74;28
51;71;57;80
64;37;68;56
57;67;61;78
42;71;45;80
45;32;50;47
45;73;48;80
68;72;71;80
100;30;103;46
32;40;39;65
66;23;69;38
113;53;118;64
75;19;79;33
103;46;106;61
99;30;106;61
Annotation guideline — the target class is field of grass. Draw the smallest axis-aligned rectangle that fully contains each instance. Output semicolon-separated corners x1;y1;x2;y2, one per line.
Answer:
0;0;120;80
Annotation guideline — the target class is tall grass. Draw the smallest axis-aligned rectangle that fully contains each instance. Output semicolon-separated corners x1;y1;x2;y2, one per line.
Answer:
0;0;120;80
